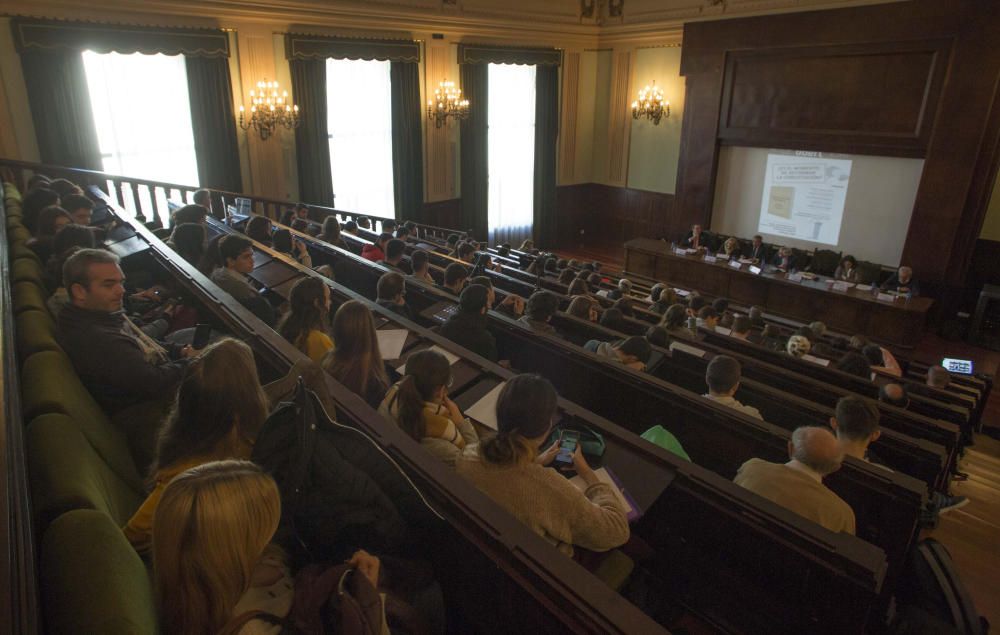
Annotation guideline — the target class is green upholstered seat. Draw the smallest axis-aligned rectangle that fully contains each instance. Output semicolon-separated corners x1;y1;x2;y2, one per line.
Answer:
12;257;45;286
856;261;882;285
13;281;48;314
11;243;42;265
810;249;842;276
15;309;60;362
40;509;157;635
21;351;144;492
27;414;144;530
8;224;31;244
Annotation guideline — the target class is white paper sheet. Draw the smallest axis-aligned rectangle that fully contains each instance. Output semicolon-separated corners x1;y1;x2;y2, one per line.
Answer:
376;329;409;360
801;354;830;366
464;382;505;430
669;341;706;358
397;345;460;374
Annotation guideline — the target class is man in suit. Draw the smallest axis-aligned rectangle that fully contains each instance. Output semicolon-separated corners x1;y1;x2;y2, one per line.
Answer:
744;234;769;263
681;224;708;250
880;266;919;297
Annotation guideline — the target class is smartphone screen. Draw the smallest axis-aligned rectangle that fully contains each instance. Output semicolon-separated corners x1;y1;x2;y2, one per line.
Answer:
192;324;212;350
554;432;579;465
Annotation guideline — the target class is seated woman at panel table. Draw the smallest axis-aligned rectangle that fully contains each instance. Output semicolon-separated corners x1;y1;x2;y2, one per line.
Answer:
456;374;630;557
379;349;479;467
773;246;796;272
834;255;859;283
277;277;333;364
721;237;741;260
323;300;390;409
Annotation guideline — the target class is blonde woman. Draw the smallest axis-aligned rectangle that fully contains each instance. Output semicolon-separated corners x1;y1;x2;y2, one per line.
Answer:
123;338;269;555
722;237;740;259
153;460;388;635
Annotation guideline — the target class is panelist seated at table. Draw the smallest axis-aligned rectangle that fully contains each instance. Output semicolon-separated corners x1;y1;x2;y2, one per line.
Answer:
681;224;711;251
834;256;859;283
743;235;770;263
720;237;741;260
772;247;797;272
880;266;920;297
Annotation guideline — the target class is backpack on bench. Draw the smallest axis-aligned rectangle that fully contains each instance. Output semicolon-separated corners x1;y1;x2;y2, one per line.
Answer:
894;538;989;635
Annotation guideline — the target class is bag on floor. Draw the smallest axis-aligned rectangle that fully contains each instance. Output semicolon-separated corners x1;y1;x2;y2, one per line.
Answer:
895;538;988;635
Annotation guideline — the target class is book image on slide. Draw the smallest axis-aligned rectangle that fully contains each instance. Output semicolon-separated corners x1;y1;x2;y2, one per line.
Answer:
767;186;794;219
757;150;852;246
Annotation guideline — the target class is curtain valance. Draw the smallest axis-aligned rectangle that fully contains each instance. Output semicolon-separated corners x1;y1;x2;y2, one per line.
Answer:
285;33;419;63
11;18;230;58
458;44;561;67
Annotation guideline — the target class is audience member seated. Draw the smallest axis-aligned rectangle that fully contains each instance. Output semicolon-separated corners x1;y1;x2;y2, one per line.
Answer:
45;224;95;306
440;284;498;362
734;426;855;534
649;287;677;315
567;278;589;297
836;352;873;379
863;344;902;377
167;223;207;268
646;283;666;304
343;219;359;236
881;265;919;297
210;235;277;326
567;295;599;322
696;306;719;331
454;241;476;263
198;235;224;276
58;249;193;414
26;173;50;191
323;300;390;408
379;349;479;467
192;188;211;210
584;336;651;371
469;276;524;317
660;304;695;341
380;238;412;274
277;277;333;363
599;308;627;333
48;177;83;198
154;461;390;635
61;193;96;226
320;216;349;249
748;305;765;327
358;216;372;230
27;205;72;262
409;248;435;284
926;364;951;389
703;355;763;419
519;291;560;336
731;315;752;340
587;273;603;293
828;396;882;465
686;294;706;319
362;232;391;263
786;334;811;358
171;204;208;228
681;223;707;250
611;297;635;318
245;215;273;246
834;256;858;282
124;339;269;555
456;374;630;556
22;186;60;233
744;235;768;263
518;238;535;251
878;383;909;409
439;262;469;295
607;278;632;301
759;324;785;352
558;269;575;285
272;228;313;267
376;271;414;320
294;203;310;221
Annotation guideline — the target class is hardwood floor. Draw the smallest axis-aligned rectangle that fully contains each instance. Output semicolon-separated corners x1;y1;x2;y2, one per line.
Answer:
555;242;1000;626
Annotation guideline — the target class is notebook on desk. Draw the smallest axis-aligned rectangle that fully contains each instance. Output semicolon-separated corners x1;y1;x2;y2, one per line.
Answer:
569;467;642;522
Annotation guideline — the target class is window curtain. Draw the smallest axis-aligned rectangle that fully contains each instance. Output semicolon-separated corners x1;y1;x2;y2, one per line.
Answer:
459;62;489;242
20;50;103;171
533;65;559;248
390;61;424;222
290;58;335;206
185;56;242;192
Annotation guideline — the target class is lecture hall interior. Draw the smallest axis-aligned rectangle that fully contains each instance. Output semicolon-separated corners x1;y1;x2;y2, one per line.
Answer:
2;0;1000;633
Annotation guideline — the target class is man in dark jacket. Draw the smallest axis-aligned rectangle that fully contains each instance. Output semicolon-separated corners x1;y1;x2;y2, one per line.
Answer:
439;284;498;362
375;271;414;321
57;249;193;414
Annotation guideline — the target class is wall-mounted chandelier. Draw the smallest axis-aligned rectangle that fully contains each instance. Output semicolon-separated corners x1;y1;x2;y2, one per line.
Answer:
426;79;469;128
631;81;670;126
238;79;300;141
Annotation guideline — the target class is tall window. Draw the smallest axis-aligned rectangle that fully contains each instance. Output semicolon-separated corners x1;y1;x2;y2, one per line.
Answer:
488;63;536;244
326;59;395;218
82;51;199;187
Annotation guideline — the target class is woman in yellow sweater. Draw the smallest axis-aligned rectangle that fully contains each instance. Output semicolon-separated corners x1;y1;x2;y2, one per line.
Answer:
277;277;333;363
122;338;270;555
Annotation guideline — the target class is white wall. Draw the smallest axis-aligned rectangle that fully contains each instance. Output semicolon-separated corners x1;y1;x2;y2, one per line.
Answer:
712;145;925;266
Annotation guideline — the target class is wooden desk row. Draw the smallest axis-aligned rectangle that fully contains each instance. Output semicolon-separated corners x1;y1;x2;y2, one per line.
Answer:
198;215;893;633
624;238;933;347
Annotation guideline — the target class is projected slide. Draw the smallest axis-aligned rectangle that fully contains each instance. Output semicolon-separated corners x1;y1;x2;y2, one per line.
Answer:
758;151;853;246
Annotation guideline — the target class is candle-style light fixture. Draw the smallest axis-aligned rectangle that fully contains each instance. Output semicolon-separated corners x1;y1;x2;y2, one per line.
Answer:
631;80;670;125
427;79;470;128
239;79;300;141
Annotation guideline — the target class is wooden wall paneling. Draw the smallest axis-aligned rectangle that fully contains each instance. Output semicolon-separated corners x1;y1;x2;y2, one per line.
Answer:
718;41;950;157
235;25;287;202
606;48;634;187
558;50;581;185
422;197;461;230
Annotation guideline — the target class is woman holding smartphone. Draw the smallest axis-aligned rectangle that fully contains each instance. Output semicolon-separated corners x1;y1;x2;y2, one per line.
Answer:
456;374;629;557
